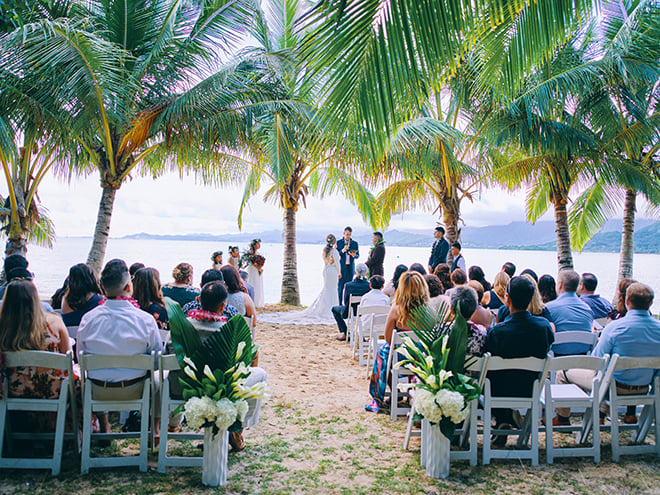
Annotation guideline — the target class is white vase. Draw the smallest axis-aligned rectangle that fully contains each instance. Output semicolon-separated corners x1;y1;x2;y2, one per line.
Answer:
202;427;229;487
423;420;450;479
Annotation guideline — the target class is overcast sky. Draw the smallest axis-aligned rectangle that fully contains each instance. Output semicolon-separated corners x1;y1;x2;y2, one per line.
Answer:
30;171;549;238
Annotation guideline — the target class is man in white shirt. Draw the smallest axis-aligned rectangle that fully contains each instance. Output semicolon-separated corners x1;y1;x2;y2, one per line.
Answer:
357;275;390;329
78;259;163;435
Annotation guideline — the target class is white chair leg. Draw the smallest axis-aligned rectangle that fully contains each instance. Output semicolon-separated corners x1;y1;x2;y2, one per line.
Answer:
81;386;92;475
611;397;620;462
483;399;492;465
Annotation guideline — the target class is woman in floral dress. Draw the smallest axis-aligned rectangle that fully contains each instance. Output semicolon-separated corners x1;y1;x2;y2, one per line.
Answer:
0;279;79;431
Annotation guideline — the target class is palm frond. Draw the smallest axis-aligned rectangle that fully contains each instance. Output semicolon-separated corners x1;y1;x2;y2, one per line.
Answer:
568;181;620;251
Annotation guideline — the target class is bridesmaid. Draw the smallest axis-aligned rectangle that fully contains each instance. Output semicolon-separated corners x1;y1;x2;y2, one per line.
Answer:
228;246;242;271
245;239;265;308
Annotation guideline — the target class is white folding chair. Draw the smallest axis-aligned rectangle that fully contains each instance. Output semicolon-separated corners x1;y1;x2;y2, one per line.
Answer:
0;350;79;475
79;352;155;473
366;312;390;377
551;331;599;355
541;355;609;463
244;315;255;342
593;317;609;331
354;305;389;366
66;326;79;339
608;356;660;461
405;354;491;467
482;355;551;466
346;295;363;346
157;353;203;472
388;331;417;420
159;329;171;346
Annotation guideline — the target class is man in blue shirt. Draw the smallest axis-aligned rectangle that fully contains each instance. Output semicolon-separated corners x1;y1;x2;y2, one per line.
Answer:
578;272;613;319
545;270;594;355
554;282;660;425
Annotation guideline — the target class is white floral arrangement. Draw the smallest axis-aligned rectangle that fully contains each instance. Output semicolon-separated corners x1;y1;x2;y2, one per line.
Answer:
395;303;481;440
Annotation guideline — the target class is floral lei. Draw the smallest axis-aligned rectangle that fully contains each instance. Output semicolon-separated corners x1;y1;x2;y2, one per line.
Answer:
188;309;227;323
370;238;386;254
115;296;140;308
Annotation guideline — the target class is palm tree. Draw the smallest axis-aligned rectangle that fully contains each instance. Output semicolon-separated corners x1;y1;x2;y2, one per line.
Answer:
233;0;379;305
0;0;71;260
374;61;504;261
6;0;258;273
299;0;598;163
568;1;660;281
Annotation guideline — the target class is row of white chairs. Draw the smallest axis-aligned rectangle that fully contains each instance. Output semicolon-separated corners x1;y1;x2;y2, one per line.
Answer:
0;350;262;475
399;349;660;466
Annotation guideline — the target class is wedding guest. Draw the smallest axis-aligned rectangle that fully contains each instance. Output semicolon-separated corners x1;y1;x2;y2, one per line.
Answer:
383;264;408;299
0;254;29;298
366;271;429;413
61;263;105;327
469;265;491;291
450;242;466;272
553;282;660;426
77;259;163;437
211;251;223;270
545;270;594;356
332;264;371;341
426;274;450;309
365;231;386;277
228;246;242;271
162;262;199;307
468;280;495;329
186;280;267;450
356;275;391;330
538;274;558;303
608;278;637;320
220;265;257;325
132;267;168;330
129;262;145;279
428;226;449;273
0;279;79;432
450;286;487;356
50;279;68;310
239;270;255;302
407;263;424;276
450;268;467;286
433;263;453;293
245;239;265;308
484;276;554;442
337;227;359;302
578;272;613;319
181;269;240;321
520;268;538;283
497;273;553;325
482;271;509;309
501;262;516;278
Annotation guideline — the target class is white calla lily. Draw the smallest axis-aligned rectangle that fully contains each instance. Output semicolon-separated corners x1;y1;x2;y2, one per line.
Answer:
236;342;246;360
184;365;198;381
183;356;197;370
204;365;216;382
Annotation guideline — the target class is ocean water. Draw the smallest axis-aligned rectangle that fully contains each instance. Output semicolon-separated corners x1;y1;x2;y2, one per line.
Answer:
25;237;660;313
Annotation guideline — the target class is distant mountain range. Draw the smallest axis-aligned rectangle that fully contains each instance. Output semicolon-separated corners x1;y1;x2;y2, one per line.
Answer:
120;218;660;253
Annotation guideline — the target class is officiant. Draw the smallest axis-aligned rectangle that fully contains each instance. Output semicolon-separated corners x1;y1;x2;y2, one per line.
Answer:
336;226;359;301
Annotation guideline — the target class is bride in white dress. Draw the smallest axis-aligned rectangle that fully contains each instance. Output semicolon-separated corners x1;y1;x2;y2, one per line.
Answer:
259;234;340;325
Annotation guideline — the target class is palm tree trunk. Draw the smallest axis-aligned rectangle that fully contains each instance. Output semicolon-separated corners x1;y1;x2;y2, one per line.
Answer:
86;185;117;274
281;206;300;305
617;188;636;282
554;199;574;271
441;191;461;266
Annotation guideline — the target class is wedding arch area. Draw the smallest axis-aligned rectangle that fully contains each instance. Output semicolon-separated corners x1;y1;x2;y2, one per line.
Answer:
1;305;658;494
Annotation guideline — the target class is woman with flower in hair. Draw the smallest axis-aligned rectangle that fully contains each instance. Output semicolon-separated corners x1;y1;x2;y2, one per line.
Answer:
244;239;265;308
211;251;223;270
228;246;242;271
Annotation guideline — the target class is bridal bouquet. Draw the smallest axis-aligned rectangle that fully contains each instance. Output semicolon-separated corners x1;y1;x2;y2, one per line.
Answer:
166;301;269;435
242;252;266;269
395;303;481;440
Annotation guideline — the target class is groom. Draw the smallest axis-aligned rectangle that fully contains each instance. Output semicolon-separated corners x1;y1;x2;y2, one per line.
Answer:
336;226;359;301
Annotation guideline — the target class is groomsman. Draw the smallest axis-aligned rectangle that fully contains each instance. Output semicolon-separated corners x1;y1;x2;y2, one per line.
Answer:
365;232;386;277
428;226;449;273
336;226;359;301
